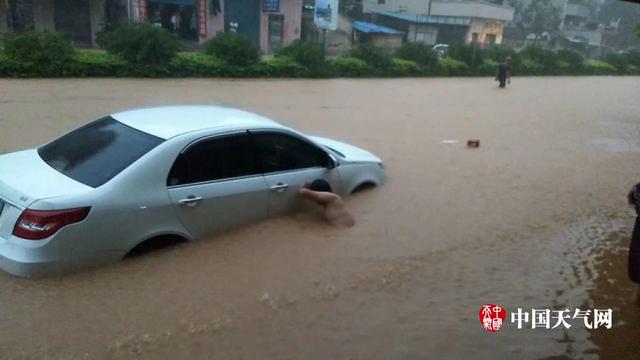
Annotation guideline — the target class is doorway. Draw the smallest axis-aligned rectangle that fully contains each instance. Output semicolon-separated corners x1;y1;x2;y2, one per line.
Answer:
54;0;91;46
148;0;199;41
268;14;284;53
224;0;260;47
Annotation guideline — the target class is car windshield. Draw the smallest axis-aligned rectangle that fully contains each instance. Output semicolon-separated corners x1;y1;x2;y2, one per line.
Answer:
38;116;163;188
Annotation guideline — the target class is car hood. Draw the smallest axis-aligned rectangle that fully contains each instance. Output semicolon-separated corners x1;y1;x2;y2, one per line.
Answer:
0;149;92;208
308;136;382;164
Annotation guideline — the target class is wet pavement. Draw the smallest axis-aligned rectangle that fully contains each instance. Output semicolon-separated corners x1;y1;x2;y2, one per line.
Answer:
0;77;639;359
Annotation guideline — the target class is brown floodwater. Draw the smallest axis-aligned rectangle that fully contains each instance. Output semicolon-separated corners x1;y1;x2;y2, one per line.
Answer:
0;77;639;359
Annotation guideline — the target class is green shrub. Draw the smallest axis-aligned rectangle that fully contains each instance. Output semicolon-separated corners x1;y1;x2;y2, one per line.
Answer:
253;56;309;77
69;51;127;77
516;57;543;75
626;64;640;74
482;45;515;63
478;58;499;76
518;46;558;74
390;58;420;76
277;40;325;71
168;52;223;77
556;49;583;68
439;57;469;76
202;32;260;68
351;44;391;72
583;59;617;75
394;42;439;70
97;23;180;67
3;31;75;76
447;43;484;69
556;60;571;73
329;56;372;77
0;51;8;77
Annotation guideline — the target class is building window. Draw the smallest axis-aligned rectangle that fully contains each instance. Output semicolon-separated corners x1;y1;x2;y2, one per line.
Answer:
471;32;479;43
486;33;496;45
378;0;385;4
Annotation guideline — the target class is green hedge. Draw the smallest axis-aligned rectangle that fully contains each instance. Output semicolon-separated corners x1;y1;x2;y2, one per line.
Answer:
168;52;223;77
253;56;309;78
96;23;180;67
329;56;371;77
69;51;127;77
583;59;617;75
202;32;259;68
3;30;75;77
390;58;421;76
440;57;469;76
1;30;639;78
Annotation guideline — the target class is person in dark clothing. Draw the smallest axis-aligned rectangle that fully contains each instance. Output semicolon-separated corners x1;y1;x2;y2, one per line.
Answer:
495;56;512;88
628;183;640;283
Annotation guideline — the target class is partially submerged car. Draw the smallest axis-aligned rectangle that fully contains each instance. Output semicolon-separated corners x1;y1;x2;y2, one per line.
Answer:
0;106;385;277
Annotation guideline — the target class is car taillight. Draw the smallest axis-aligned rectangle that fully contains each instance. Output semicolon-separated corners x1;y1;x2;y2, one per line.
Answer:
12;207;91;240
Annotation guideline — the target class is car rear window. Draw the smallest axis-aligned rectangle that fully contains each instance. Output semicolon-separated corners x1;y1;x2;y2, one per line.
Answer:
38;116;163;188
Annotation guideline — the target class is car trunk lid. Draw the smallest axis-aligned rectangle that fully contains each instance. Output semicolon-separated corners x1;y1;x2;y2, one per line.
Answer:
0;149;92;239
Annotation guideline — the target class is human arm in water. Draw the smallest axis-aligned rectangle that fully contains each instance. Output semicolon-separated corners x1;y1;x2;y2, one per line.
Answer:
299;183;355;228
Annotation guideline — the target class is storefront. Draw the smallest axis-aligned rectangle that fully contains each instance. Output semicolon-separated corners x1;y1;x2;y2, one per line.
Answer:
1;0;107;47
1;0;303;53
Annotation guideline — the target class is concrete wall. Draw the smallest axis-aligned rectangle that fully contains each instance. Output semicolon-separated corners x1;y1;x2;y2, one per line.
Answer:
371;34;402;49
363;0;428;15
466;17;504;45
259;0;302;53
33;0;55;31
205;0;225;41
407;24;438;45
90;0;106;47
0;0;8;38
430;1;513;22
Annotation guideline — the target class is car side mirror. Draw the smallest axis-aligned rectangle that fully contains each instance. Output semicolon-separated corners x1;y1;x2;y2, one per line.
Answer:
327;153;339;169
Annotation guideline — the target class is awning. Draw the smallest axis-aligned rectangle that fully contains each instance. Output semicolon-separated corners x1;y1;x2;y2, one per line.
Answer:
353;21;403;34
376;11;471;26
149;0;196;5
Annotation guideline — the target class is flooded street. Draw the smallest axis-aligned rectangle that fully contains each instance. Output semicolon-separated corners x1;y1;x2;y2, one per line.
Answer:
0;77;639;359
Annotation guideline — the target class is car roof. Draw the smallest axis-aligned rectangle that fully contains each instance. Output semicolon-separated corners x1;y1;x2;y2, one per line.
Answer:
111;105;283;139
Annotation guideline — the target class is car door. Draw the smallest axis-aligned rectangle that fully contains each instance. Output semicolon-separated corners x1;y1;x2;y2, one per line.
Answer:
251;131;342;217
167;132;269;239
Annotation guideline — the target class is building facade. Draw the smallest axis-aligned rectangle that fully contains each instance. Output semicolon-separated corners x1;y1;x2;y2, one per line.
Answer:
363;0;514;47
553;0;604;56
0;0;303;53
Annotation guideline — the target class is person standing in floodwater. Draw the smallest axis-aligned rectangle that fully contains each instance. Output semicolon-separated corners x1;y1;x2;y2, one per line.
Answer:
628;183;640;284
495;56;512;88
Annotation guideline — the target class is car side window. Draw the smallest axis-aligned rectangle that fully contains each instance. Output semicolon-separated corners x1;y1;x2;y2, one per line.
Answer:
252;132;329;173
168;133;257;186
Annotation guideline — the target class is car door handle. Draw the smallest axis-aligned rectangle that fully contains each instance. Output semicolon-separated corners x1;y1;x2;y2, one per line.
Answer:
270;183;289;193
179;196;203;207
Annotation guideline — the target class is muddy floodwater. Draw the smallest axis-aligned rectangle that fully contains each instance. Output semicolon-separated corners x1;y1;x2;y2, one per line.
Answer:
0;77;639;359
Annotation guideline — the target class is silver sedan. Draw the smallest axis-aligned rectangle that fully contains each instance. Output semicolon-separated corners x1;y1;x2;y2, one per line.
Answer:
0;106;385;277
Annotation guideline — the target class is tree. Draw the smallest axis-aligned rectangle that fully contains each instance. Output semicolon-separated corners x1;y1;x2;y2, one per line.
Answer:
507;0;525;26
520;0;562;39
599;0;640;50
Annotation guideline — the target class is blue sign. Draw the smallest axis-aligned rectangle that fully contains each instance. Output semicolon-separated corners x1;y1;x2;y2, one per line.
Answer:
263;0;280;12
